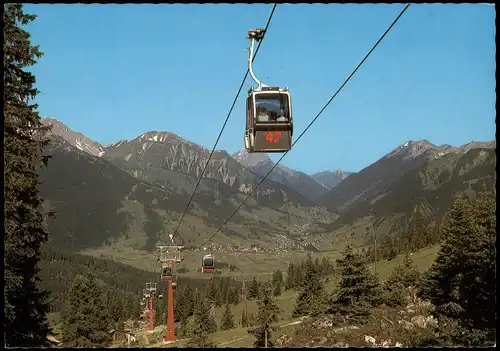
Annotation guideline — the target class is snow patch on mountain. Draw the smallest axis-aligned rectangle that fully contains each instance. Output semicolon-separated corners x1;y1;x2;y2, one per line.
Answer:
232;149;272;168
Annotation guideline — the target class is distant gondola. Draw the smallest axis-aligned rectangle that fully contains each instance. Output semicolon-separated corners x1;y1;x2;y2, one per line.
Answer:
161;264;173;280
201;254;215;273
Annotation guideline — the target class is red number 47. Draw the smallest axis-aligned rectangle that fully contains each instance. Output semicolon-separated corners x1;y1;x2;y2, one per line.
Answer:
265;132;281;143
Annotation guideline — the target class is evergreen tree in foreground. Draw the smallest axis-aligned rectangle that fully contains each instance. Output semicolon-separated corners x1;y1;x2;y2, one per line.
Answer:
330;245;383;325
4;4;53;347
385;252;420;307
420;191;496;345
176;286;195;337
61;274;112;347
220;302;235;330
252;286;281;347
420;196;473;318
293;255;327;318
104;287;127;325
187;298;217;347
193;298;217;333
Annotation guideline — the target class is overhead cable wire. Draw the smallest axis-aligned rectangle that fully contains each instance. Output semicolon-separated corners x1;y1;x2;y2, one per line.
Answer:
48;5;278;252
170;4;278;242
187;3;411;256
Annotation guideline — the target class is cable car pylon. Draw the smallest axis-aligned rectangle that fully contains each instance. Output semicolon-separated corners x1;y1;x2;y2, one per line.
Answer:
141;281;157;332
157;235;184;343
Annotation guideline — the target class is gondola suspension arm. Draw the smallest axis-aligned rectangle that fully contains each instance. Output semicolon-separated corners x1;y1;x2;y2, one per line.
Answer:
247;29;267;89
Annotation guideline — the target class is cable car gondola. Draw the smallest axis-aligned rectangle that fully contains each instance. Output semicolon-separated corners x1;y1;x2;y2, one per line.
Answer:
244;29;293;153
201;254;215;273
161;264;173;280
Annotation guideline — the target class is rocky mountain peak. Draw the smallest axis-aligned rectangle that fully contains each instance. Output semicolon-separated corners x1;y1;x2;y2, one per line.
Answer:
333;169;353;178
385;139;436;161
41;118;105;157
311;170;353;190
386;139;496;162
138;131;175;143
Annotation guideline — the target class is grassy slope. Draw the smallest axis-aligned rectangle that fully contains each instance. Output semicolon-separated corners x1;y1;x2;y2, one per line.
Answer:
53;244;439;347
134;244;440;348
80;245;347;281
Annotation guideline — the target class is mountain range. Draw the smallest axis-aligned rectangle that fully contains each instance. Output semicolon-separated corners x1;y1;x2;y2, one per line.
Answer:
318;139;496;243
40;119;335;252
39;118;496;253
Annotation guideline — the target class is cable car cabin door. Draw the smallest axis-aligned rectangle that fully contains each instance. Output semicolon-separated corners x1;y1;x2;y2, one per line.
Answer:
244;95;253;151
245;88;293;153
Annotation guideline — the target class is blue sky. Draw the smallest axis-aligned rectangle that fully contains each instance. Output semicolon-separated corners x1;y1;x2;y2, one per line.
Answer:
24;4;495;174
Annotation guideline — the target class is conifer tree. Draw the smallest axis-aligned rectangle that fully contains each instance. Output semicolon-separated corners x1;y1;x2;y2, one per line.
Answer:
271;269;282;286
175;285;194;329
285;262;295;290
386;246;398;261
421;191;496;345
398;252;420;287
124;294;141;320
248;276;260;299
188;298;217;347
273;279;283;297
155;295;166;325
241;311;248;328
61;274;112;347
429;222;441;244
252;286;281;347
314;257;321;273
215;290;223;307
420;196;472;316
192;297;217;335
4;4;53;347
104;288;126;325
247;312;257;327
412;212;431;251
320;256;334;275
220;302;235;330
295;258;307;289
205;277;218;301
463;189;496;335
228;286;240;305
330;245;383;325
193;288;202;311
293;255;327;318
385;252;420;306
177;287;195;339
272;269;284;296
